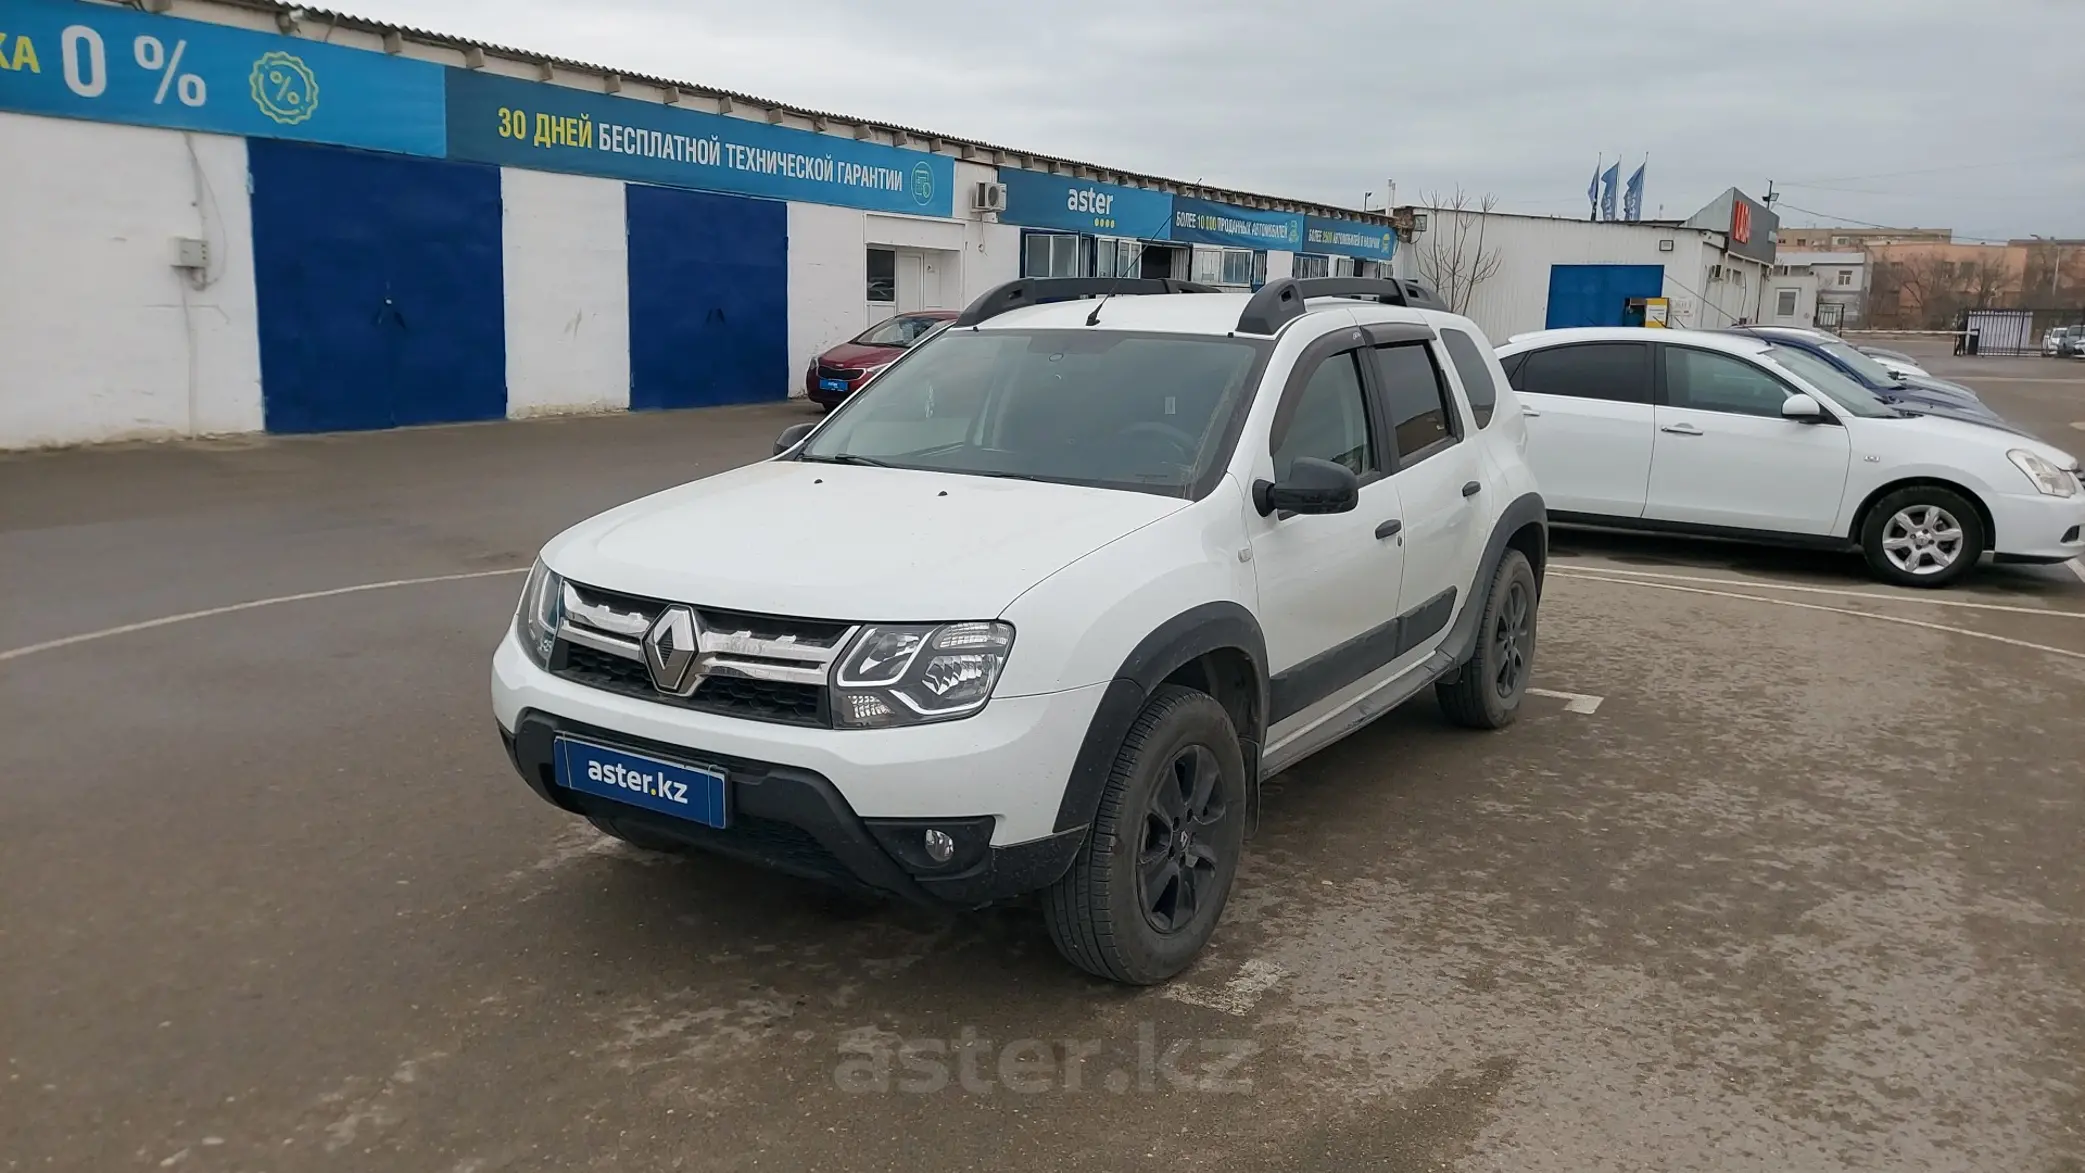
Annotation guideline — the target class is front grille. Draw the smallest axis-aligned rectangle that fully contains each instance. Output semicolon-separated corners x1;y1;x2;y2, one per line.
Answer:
549;582;852;728
817;364;866;381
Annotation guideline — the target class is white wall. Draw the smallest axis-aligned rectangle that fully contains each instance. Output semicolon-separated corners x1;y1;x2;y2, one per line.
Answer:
500;168;631;417
788;196;1017;398
1264;251;1295;281
0;114;261;447
787;202;871;395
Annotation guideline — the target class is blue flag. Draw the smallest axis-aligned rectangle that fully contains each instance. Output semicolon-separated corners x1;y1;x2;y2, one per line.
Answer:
1623;162;1646;222
1599;162;1620;221
1588;163;1602;219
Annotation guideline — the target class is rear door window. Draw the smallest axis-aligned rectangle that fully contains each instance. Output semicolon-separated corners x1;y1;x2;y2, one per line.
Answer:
1516;343;1652;404
1438;329;1500;427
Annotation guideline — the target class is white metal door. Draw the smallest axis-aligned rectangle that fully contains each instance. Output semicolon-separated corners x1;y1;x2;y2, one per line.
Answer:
896;252;926;313
1644;345;1852;534
1509;342;1656;518
1248;350;1407;744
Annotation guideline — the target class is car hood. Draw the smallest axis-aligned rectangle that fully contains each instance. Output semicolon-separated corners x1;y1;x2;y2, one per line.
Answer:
541;461;1188;621
818;342;904;369
1878;412;2077;465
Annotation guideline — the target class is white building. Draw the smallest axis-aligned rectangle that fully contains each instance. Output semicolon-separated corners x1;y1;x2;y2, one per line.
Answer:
1394;188;1780;343
1;0;1399;448
1767;251;1867;330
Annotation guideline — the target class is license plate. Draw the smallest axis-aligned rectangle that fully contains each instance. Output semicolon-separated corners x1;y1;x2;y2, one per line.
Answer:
817;377;849;393
554;737;729;828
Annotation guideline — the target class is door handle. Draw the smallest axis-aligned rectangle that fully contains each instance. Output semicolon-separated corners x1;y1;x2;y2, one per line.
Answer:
1461;480;1482;498
1660;424;1703;436
1375;519;1402;540
1521;408;1542;418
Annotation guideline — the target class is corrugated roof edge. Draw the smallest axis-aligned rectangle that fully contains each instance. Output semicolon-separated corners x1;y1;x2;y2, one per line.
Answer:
186;0;1392;226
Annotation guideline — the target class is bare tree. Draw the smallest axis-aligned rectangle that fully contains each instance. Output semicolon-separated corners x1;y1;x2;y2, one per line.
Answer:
1411;188;1505;315
1966;253;2012;309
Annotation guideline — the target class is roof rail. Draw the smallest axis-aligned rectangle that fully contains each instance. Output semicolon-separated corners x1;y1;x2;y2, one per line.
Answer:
1235;277;1448;335
951;278;1222;328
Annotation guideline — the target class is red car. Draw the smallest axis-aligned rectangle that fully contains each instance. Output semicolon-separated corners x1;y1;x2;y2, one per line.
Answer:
803;311;958;408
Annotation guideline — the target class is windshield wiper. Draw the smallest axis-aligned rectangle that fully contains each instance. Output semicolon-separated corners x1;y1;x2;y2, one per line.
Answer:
805;453;896;468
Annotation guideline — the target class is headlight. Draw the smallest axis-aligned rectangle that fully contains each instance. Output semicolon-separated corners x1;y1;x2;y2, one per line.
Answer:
2008;449;2079;498
832;621;1013;728
514;559;564;666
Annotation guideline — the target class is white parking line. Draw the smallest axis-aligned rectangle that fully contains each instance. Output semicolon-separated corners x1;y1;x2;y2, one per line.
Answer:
1553;566;2085;617
1163;959;1287;1016
0;568;528;664
1560;571;2085;663
1527;688;1603;714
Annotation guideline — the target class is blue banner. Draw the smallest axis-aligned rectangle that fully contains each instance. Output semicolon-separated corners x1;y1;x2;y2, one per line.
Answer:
1302;216;1396;261
447;71;953;217
1171;197;1303;250
0;0;444;155
996;167;1174;239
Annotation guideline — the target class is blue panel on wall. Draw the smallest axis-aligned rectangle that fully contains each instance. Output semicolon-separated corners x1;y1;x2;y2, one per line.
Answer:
1544;264;1666;329
250;139;506;433
626;184;788;411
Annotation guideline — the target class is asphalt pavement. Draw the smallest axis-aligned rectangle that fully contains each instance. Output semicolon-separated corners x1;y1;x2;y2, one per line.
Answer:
3;344;2083;1172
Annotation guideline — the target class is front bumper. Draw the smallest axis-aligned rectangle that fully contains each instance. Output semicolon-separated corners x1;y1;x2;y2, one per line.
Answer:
492;632;1108;905
1987;487;2085;563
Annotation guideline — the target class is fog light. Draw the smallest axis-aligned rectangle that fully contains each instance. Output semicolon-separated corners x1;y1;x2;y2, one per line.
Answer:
922;829;955;863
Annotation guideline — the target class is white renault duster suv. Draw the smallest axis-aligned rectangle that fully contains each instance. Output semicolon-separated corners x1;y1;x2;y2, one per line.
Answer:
493;276;1546;984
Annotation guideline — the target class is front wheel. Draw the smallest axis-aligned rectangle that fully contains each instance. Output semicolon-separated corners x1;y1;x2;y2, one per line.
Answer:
1042;686;1247;985
1436;550;1538;730
1859;487;1984;588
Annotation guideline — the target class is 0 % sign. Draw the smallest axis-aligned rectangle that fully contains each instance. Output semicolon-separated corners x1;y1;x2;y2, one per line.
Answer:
60;24;207;107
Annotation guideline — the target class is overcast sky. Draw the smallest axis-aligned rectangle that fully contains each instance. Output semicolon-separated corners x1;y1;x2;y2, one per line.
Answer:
352;0;2085;240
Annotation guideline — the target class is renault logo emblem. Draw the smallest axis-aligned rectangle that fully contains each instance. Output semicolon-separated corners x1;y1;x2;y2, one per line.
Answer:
643;606;702;694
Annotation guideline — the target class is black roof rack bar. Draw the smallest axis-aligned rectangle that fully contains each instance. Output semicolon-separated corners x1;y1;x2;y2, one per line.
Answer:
951;278;1222;328
1234;277;1448;335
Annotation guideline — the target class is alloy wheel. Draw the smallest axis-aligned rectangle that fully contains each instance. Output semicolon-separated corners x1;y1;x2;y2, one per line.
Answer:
1492;581;1532;698
1882;505;1965;576
1138;744;1228;934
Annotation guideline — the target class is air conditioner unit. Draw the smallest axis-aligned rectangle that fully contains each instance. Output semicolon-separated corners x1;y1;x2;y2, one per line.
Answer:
972;181;1007;213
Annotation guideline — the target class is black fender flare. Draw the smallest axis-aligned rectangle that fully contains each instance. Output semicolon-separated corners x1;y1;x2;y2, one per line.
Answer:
1050;602;1270;836
1440;491;1548;676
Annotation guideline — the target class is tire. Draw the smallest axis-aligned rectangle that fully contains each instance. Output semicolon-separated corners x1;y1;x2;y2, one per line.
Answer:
585;813;684;853
1859;486;1984;588
1041;685;1248;986
1436;550;1538;730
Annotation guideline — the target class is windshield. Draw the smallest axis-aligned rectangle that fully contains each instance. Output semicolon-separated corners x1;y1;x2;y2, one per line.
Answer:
1817;338;1900;386
1765;346;1901;418
853;315;947;348
800;329;1267;495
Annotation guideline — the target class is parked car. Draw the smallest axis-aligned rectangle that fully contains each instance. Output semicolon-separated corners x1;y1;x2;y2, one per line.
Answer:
1717;325;2008;428
1497;328;2083;586
2044;326;2080;357
1855;345;1929;378
494;276;1546;984
804;311;957;408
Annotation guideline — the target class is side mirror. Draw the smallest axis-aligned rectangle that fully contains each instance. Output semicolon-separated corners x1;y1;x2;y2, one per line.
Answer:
1782;393;1825;422
1252;457;1361;517
774;421;817;456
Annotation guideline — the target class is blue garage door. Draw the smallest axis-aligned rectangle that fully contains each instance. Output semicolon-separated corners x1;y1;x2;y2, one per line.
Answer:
627;184;788;410
250;140;506;434
1544;264;1666;329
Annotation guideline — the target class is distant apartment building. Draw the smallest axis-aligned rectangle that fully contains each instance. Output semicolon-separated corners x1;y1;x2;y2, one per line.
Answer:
1778;226;1954;251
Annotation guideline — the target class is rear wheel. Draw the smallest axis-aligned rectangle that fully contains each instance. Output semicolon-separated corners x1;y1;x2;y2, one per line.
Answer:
1860;486;1983;588
1042;686;1247;985
1436;550;1538;730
